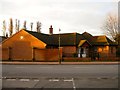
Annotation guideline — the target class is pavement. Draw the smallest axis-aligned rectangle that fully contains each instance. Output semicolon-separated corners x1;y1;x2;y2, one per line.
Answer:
0;61;119;65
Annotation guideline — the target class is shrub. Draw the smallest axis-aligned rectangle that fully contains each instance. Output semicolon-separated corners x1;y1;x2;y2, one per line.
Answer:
73;53;77;57
116;47;120;57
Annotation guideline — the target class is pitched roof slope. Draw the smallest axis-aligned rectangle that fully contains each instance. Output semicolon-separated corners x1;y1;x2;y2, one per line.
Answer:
50;33;76;46
18;30;117;46
51;33;85;46
26;30;85;46
82;32;96;45
94;36;117;45
25;30;52;45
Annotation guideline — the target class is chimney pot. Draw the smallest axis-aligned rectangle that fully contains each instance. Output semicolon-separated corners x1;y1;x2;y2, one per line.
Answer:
49;25;53;35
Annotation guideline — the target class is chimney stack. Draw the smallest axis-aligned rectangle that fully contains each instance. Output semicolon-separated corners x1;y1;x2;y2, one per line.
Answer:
49;25;53;35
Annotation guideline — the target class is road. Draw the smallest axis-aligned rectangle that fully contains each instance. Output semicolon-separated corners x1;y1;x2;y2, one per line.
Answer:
1;64;119;89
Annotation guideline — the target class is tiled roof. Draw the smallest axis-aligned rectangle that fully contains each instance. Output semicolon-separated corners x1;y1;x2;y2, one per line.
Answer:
51;33;85;46
94;36;117;46
26;30;85;46
1;30;117;47
25;30;51;45
25;30;117;46
82;32;96;45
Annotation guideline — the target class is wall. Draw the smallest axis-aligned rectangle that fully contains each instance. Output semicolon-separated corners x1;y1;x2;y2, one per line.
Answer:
0;47;9;60
62;46;76;57
97;46;116;58
11;41;33;61
0;30;47;61
1;47;62;61
2;30;46;49
35;48;62;61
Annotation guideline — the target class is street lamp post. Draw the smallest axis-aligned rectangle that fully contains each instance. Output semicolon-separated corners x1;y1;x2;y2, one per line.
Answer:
59;29;61;64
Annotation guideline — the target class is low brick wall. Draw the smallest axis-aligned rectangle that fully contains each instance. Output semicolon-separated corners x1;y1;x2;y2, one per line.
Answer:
35;48;62;61
1;47;62;61
63;57;91;62
63;57;119;62
0;48;9;60
99;57;119;61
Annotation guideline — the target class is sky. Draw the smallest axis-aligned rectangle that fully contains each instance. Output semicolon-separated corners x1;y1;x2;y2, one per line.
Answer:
0;0;119;36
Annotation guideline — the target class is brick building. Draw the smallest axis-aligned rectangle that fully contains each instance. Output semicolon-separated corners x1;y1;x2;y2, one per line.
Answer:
0;26;118;61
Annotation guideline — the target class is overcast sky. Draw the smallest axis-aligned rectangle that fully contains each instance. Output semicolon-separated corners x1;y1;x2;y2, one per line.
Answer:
0;0;119;36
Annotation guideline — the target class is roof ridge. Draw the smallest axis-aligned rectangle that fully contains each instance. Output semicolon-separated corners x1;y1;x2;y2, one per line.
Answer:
25;30;50;36
52;32;80;35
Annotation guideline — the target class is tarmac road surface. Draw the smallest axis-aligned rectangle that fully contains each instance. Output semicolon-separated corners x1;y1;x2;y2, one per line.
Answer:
1;64;119;89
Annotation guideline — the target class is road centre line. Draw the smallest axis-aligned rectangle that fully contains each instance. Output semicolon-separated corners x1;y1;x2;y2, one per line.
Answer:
20;79;30;82
64;79;73;82
49;79;59;82
6;79;16;81
34;79;40;82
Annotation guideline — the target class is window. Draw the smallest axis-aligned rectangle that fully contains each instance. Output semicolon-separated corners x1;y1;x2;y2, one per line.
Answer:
105;46;109;51
98;47;102;52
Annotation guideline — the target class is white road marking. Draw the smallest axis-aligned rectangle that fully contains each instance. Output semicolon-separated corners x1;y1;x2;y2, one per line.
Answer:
20;79;30;82
6;79;16;81
34;79;39;82
97;77;101;79
64;79;73;82
2;77;6;79
49;79;59;82
72;78;76;90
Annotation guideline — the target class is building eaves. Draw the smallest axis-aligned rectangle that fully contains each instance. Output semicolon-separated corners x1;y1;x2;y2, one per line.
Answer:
25;30;51;45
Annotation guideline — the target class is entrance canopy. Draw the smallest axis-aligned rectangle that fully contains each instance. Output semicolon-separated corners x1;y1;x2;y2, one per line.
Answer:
78;40;91;47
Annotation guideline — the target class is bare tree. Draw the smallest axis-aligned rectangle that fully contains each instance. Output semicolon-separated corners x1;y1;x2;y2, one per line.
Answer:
23;20;27;30
9;18;13;36
102;13;119;42
15;19;20;33
18;20;20;31
103;13;120;57
2;20;6;36
36;21;41;33
30;22;33;31
15;19;18;32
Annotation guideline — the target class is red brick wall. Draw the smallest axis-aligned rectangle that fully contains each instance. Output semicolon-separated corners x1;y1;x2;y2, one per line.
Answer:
1;47;62;61
97;46;116;58
62;46;76;57
0;48;9;60
35;48;62;61
11;41;33;61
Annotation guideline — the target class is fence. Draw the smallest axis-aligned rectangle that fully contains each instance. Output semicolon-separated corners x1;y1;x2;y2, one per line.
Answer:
0;47;62;61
